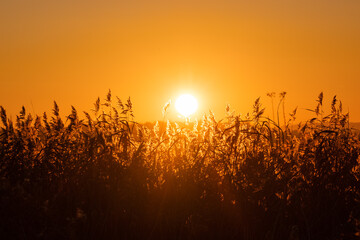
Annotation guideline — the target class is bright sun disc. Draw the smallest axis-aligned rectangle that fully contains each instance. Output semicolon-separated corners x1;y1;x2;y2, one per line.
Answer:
175;94;198;117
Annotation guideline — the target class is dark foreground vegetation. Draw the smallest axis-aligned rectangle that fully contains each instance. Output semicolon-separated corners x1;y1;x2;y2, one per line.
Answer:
1;91;359;239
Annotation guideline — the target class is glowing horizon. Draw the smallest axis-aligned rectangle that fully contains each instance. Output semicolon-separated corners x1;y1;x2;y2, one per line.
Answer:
1;0;360;121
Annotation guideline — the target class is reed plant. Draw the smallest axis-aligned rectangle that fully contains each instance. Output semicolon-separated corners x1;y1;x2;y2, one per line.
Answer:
0;90;359;239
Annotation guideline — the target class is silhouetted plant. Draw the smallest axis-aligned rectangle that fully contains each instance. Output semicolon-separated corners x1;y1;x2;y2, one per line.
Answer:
0;90;359;239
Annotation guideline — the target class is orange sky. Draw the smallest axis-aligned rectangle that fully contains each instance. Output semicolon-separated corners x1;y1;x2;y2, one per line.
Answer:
1;0;360;122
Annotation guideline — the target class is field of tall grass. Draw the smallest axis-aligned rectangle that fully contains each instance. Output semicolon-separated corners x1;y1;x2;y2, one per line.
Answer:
0;91;359;239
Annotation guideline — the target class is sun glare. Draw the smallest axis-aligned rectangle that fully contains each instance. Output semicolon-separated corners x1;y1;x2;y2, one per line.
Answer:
175;94;198;118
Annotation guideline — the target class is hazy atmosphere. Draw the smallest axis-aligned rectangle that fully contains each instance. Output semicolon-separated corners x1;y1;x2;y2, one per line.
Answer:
1;0;360;121
1;1;360;239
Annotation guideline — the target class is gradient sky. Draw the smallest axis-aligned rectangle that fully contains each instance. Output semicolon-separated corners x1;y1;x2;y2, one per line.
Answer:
1;0;360;122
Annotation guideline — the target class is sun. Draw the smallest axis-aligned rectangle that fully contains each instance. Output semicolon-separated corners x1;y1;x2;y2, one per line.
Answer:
175;94;198;118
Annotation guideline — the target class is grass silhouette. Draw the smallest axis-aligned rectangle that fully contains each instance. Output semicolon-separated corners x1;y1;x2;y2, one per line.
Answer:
0;91;359;239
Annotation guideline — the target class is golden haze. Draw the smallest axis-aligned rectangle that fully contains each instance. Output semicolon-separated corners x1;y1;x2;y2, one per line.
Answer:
1;0;360;121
